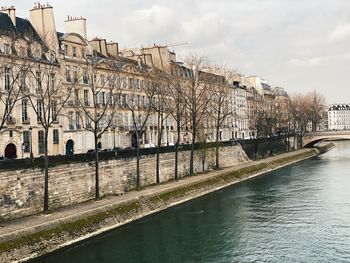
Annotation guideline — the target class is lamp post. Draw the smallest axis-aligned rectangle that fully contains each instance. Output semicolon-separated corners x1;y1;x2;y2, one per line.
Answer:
29;126;33;159
113;126;116;149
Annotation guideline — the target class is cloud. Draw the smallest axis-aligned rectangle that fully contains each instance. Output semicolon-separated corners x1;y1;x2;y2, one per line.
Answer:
289;56;331;67
8;0;350;103
329;23;350;42
122;5;177;44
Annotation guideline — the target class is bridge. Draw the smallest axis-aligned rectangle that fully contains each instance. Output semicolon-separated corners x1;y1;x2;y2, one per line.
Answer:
303;131;350;147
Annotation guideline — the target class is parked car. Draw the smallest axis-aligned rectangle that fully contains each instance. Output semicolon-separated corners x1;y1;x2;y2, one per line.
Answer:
112;147;124;152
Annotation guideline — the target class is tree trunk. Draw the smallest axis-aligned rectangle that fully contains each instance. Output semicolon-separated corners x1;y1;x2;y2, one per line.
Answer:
215;122;220;169
174;121;180;180
190;125;196;176
156;114;162;184
43;128;49;213
94;133;100;200
136;132;141;190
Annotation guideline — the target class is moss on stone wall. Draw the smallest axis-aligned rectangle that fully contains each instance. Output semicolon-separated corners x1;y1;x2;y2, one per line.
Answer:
0;200;141;254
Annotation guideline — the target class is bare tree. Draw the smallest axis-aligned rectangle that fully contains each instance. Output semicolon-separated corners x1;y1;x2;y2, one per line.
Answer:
126;70;156;190
307;91;326;132
148;70;171;183
0;36;31;134
290;93;310;148
24;55;72;213
71;55;122;200
209;67;234;169
167;65;187;179
183;55;213;176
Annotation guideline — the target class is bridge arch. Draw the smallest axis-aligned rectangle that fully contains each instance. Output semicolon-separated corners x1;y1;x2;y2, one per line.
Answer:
302;131;350;148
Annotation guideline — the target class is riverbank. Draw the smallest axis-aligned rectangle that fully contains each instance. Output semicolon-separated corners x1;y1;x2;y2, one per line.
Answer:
0;146;332;263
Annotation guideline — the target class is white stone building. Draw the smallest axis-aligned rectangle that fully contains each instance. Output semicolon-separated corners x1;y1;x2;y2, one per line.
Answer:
328;104;350;130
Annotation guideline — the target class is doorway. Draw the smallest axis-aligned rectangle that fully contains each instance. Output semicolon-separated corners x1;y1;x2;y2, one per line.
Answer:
4;143;17;159
66;139;74;155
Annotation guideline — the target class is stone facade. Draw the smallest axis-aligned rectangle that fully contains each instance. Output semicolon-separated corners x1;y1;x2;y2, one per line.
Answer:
0;144;249;220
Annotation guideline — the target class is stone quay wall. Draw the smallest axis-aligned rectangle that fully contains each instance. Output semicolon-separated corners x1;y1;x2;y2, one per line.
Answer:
0;144;249;220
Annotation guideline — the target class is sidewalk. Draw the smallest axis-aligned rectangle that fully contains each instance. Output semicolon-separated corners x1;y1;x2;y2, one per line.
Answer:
0;148;316;244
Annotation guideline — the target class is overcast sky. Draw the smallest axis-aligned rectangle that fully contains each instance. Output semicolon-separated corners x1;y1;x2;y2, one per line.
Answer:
9;0;350;103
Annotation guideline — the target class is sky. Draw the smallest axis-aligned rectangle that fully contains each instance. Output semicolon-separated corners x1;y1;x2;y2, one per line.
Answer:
6;0;350;103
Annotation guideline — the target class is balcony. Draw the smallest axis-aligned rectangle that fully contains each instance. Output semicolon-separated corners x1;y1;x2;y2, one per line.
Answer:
22;117;31;125
6;116;16;125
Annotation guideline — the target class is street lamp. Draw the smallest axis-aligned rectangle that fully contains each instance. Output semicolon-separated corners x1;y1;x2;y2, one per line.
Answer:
29;126;33;159
113;126;116;149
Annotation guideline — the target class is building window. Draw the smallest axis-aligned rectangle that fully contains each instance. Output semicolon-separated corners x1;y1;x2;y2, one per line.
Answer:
4;67;11;90
68;111;74;129
53;129;59;144
38;130;44;154
76;112;81;129
50;73;55;90
72;46;77;57
66;65;71;82
73;66;78;83
23;131;30;152
4;43;10;55
20;70;26;90
84;90;89;106
83;71;89;84
86;112;91;128
5;99;13;117
19;46;26;58
101;92;106;105
50;101;57;122
22;99;28;122
64;44;68;55
35;71;41;93
109;91;113;106
37;101;43;121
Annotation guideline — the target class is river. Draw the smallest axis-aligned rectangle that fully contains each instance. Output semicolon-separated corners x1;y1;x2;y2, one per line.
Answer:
37;141;350;262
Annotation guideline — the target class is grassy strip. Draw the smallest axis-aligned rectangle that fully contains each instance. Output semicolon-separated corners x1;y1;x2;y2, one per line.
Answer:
150;177;222;204
150;163;270;204
268;150;316;169
0;201;141;254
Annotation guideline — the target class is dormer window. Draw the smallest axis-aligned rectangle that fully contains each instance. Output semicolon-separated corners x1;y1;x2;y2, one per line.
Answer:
72;46;77;57
19;47;26;58
4;44;10;55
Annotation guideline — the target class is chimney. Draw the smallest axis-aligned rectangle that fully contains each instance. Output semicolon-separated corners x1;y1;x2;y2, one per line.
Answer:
107;42;119;58
0;6;16;27
65;16;87;39
29;3;59;51
89;38;108;57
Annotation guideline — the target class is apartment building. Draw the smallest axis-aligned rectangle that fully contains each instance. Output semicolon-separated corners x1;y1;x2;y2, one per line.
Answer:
328;104;350;130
